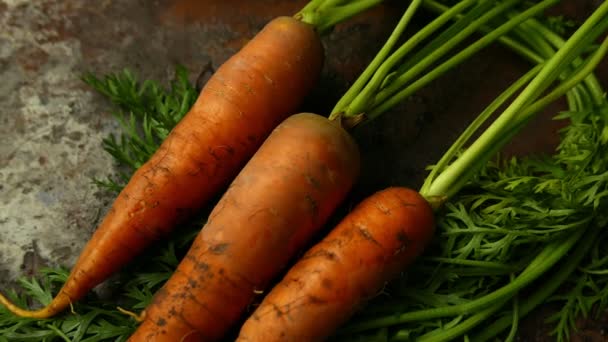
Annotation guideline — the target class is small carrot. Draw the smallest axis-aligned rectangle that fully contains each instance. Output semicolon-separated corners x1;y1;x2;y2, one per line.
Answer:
235;187;435;342
127;113;361;342
0;15;324;319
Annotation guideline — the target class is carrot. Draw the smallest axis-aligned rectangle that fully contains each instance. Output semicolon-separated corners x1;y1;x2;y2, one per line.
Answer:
0;16;324;319
127;113;360;342
235;187;434;342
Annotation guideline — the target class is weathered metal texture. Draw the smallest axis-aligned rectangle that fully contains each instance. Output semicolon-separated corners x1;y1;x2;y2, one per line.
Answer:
0;0;606;340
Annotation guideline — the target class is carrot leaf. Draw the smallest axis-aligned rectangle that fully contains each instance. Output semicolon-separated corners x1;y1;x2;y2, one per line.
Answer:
83;66;198;192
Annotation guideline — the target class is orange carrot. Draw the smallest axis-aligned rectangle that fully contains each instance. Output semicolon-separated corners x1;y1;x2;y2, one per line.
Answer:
127;113;360;342
236;187;435;342
0;16;324;319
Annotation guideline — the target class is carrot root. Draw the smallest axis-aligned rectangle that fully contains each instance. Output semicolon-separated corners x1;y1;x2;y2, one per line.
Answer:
0;292;72;319
117;307;146;322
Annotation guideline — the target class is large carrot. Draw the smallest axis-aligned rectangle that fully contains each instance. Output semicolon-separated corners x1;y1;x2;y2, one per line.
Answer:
236;187;435;342
0;15;324;319
127;113;360;341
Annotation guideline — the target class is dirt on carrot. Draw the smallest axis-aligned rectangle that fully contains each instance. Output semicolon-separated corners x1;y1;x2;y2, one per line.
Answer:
236;187;435;342
127;113;360;342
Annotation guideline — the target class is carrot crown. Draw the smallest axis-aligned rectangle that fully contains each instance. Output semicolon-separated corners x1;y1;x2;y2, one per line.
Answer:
295;0;384;33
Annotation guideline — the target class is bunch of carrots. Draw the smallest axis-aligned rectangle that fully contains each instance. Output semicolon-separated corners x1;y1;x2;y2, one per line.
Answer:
2;0;608;341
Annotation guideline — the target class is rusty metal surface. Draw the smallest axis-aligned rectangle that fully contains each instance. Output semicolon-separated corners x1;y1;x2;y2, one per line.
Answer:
0;0;606;340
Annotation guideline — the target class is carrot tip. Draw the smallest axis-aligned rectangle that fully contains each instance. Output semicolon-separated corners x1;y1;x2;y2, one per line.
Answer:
0;291;57;319
117;306;145;322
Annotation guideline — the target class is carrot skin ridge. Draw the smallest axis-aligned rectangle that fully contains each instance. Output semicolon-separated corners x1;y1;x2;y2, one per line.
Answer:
127;113;361;342
236;187;435;342
0;16;324;319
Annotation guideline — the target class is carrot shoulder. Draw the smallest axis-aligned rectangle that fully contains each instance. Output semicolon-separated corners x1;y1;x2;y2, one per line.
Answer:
236;187;435;342
0;16;324;319
126;113;360;342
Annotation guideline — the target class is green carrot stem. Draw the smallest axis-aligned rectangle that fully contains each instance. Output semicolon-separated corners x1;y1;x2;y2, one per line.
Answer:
296;0;383;32
391;1;494;78
518;34;608;120
421;0;605;111
423;2;608;199
329;0;425;119
333;0;479;118
364;0;522;116
317;0;346;11
514;23;556;59
504;274;519;342
421;0;572;107
419;64;542;196
367;0;560;120
420;0;545;65
525;18;605;104
501;14;604;107
579;269;608;275
452;33;608;192
319;1;385;32
296;0;337;24
415;297;510;342
343;0;493;117
413;274;518;342
513;21;587;109
422;258;518;271
473;224;601;342
492;24;608;153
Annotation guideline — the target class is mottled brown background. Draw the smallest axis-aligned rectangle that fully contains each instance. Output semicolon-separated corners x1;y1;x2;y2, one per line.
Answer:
0;0;606;340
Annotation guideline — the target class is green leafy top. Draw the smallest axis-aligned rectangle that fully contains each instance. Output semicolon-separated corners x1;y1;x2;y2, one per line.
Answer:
83;66;198;192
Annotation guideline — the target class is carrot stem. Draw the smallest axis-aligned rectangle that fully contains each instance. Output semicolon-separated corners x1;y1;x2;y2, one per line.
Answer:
525;18;605;104
423;2;608;200
331;0;424;118
415;297;509;342
367;0;559;119
518;35;608;120
333;0;488;119
365;0;517;114
419;64;543;197
421;0;545;65
296;0;384;32
329;0;427;119
422;0;602;110
473;224;602;342
429;37;608;202
421;33;608;199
